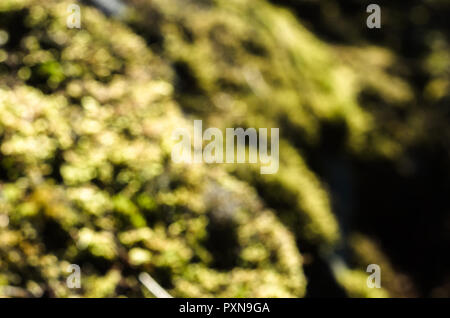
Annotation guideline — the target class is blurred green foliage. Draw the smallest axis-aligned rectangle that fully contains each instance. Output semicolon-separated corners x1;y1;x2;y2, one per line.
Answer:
0;0;448;297
0;0;306;298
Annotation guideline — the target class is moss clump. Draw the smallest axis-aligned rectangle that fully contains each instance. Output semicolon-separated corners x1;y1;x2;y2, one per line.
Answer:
1;0;444;297
0;0;305;297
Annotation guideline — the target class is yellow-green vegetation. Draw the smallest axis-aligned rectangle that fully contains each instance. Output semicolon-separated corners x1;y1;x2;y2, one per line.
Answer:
0;0;306;298
126;0;418;249
1;0;446;297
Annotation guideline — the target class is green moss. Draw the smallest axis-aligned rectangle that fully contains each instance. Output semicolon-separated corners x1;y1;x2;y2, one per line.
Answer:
0;0;305;297
1;0;439;298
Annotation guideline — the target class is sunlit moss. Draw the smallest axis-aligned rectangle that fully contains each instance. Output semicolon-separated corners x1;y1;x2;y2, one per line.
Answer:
0;0;306;297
